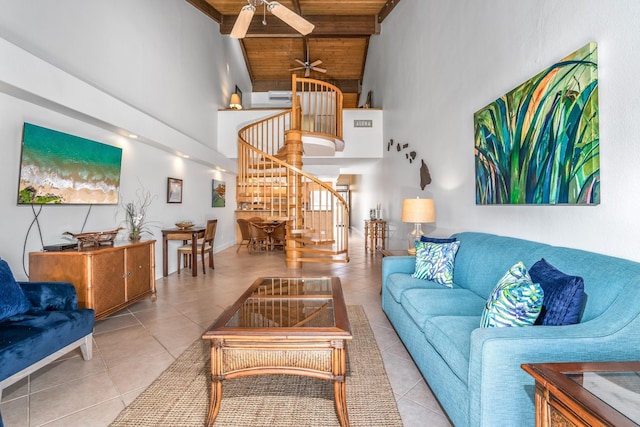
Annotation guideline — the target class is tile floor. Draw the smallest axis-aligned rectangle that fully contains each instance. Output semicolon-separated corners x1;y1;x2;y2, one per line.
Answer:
0;233;452;426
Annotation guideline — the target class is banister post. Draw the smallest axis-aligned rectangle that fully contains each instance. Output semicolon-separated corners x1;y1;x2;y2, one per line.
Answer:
285;127;304;269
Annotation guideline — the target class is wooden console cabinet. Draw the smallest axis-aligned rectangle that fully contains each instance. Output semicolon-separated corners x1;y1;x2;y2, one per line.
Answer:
29;240;156;320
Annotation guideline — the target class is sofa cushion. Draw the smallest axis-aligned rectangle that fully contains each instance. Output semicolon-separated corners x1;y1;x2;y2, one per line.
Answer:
0;259;31;322
480;261;544;328
386;273;454;303
423;315;479;385
412;240;461;287
401;288;486;330
0;309;94;381
529;258;585;326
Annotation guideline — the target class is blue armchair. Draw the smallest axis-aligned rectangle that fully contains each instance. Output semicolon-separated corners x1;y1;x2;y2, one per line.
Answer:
0;259;94;425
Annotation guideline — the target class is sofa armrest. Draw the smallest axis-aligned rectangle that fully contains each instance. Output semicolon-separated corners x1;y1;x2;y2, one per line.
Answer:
467;302;640;427
18;281;79;311
382;256;415;290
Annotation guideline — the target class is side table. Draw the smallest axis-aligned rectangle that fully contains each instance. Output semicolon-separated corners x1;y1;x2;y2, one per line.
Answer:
364;219;387;253
522;361;640;427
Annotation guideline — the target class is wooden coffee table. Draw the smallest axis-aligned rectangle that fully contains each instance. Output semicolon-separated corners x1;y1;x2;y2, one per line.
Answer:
202;276;352;426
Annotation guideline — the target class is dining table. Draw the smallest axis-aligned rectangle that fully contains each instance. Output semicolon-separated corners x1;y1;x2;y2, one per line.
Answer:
161;225;206;277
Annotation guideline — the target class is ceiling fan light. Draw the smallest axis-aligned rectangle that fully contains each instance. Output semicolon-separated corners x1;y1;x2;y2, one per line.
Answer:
267;2;315;35
230;4;255;39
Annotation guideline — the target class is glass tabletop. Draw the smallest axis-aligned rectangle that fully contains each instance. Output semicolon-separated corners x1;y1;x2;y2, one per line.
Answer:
566;370;640;423
225;298;335;328
223;277;337;329
250;277;334;298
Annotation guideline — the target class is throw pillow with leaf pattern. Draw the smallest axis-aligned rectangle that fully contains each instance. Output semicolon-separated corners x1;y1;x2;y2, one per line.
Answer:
411;240;460;287
480;261;544;328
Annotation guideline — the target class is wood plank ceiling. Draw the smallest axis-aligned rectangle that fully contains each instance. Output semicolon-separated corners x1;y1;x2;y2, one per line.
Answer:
186;0;400;107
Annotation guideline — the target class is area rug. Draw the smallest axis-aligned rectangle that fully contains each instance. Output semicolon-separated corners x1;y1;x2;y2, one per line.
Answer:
110;305;403;426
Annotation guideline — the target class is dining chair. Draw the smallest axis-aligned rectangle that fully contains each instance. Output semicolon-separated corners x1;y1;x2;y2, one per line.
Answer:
247;221;269;253
270;221;286;251
236;218;252;252
177;219;217;274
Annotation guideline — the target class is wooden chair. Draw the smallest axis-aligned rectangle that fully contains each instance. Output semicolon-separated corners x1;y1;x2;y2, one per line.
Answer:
270;222;286;251
247;221;269;253
177;219;217;274
236;218;251;253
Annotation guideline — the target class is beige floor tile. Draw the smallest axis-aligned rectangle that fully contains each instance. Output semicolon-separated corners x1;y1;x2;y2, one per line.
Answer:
0;395;28;426
39;398;125;427
28;371;120;426
107;351;175;394
397;397;453;427
29;352;107;394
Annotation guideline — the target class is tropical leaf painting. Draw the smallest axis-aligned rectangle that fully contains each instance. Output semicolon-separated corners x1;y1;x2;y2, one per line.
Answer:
474;42;599;205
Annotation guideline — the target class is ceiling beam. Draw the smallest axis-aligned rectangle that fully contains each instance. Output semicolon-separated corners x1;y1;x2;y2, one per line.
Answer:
378;0;401;23
185;0;222;23
220;15;379;37
253;79;360;93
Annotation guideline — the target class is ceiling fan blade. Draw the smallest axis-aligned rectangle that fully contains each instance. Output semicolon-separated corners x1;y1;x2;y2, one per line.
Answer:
289;66;304;71
267;2;315;35
312;66;327;73
295;59;306;67
230;5;256;39
310;59;323;67
305;68;310;78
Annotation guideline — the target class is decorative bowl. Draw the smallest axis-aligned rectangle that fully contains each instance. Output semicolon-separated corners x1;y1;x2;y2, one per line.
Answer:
175;221;194;229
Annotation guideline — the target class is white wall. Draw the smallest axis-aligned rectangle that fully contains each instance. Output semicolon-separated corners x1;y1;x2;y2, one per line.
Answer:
361;0;640;261
0;0;249;279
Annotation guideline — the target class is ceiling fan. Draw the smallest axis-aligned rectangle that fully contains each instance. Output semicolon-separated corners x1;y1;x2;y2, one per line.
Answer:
230;0;315;39
289;42;326;77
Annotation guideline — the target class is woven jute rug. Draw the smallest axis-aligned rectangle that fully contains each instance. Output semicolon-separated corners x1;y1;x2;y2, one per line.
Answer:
111;305;403;426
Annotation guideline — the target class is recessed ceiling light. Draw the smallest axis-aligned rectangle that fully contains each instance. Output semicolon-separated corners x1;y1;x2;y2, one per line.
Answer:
128;133;138;139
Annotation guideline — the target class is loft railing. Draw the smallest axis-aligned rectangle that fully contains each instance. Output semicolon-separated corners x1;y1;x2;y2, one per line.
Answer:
291;75;343;141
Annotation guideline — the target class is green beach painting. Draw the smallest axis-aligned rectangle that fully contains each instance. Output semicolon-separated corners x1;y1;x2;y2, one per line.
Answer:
18;123;123;204
474;42;599;205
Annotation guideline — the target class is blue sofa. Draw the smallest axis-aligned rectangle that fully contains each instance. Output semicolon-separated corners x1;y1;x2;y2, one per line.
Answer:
382;232;640;427
0;259;94;426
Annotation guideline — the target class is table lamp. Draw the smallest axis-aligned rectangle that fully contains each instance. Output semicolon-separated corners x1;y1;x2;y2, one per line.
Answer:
401;198;436;255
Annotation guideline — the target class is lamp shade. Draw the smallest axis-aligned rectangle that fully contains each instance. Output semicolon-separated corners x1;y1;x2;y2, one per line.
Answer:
401;198;435;223
229;93;242;110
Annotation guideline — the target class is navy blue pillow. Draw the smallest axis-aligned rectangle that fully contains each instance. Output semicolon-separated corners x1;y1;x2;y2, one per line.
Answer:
0;259;31;321
420;236;457;244
529;258;585;326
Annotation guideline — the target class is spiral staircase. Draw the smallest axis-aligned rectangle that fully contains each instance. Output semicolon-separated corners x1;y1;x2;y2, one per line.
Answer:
236;75;349;268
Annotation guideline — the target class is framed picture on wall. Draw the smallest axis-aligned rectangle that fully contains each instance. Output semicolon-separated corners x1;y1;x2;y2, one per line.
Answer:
212;179;226;207
167;177;183;203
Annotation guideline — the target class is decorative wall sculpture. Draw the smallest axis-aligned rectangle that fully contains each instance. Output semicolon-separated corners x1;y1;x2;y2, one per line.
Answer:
474;42;599;205
388;138;432;189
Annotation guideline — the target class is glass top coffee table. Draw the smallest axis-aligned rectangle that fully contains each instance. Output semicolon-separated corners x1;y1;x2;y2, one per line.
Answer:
202;276;352;426
522;361;640;426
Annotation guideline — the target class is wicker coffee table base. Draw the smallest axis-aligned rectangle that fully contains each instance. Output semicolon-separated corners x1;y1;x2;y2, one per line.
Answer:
205;338;350;427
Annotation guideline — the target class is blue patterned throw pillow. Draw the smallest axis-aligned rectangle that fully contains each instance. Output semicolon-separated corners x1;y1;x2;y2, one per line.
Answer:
411;240;460;287
480;261;544;328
